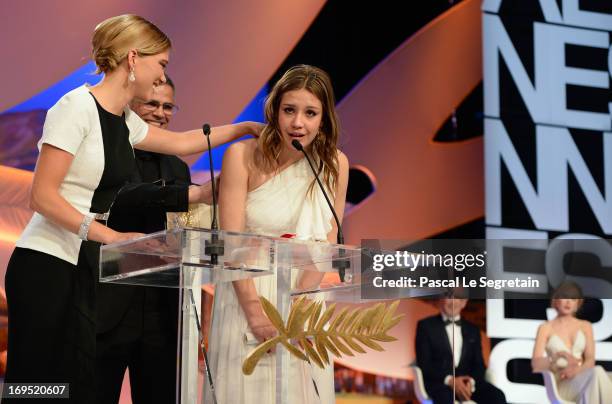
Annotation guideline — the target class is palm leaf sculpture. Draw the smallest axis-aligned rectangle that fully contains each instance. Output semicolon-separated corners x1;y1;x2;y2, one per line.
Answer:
242;296;404;375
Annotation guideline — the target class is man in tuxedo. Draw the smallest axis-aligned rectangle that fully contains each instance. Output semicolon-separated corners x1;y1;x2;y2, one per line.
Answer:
96;76;212;403
415;298;506;404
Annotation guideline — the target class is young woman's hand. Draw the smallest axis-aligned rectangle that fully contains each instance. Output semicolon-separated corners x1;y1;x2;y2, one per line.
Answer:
559;364;580;380
245;305;278;349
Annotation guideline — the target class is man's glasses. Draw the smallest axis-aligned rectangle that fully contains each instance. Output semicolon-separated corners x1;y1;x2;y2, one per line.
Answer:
140;100;179;115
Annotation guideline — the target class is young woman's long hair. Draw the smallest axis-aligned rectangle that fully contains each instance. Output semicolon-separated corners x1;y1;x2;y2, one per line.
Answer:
256;65;340;196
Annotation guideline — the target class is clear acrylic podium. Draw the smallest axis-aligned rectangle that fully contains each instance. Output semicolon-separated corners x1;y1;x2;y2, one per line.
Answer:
100;226;370;404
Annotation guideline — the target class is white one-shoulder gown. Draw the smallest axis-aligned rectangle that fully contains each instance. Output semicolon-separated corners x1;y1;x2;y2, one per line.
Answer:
205;158;335;404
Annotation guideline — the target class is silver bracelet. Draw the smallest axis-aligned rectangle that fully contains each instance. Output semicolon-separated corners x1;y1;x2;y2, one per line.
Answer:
78;213;95;241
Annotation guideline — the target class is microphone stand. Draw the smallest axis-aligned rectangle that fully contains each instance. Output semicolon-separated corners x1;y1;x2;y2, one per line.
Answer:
291;140;350;282
202;124;224;265
194;124;222;403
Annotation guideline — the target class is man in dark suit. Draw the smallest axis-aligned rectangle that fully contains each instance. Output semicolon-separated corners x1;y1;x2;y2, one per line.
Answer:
415;298;506;404
96;77;212;404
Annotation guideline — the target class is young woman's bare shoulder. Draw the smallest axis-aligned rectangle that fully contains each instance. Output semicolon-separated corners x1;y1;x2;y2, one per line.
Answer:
539;321;552;333
336;149;349;167
227;138;257;152
225;138;257;164
578;319;593;332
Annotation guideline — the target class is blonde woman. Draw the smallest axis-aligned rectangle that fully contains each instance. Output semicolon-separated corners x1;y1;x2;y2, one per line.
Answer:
207;65;349;403
4;14;260;402
532;281;612;403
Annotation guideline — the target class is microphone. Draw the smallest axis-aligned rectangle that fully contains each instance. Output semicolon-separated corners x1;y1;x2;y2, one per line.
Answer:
203;124;224;265
291;139;349;282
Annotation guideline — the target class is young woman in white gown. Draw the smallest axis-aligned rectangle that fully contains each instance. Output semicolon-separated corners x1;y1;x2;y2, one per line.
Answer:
532;281;612;403
206;65;349;403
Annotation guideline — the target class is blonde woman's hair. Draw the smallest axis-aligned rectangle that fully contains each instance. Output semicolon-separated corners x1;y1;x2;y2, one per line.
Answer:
257;65;340;196
92;14;171;74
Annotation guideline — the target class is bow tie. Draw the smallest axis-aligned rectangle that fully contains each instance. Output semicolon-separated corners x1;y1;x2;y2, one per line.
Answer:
443;319;461;326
